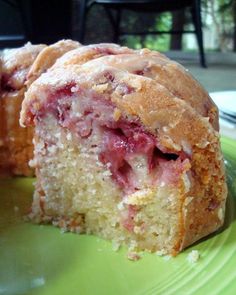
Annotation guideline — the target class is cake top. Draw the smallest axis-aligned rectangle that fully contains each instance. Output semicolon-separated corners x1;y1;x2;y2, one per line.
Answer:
51;43;132;68
20;51;219;158
27;39;81;86
20;42;219;131
81;51;218;129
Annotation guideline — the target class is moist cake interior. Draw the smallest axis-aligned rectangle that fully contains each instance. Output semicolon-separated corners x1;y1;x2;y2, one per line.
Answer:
30;81;191;255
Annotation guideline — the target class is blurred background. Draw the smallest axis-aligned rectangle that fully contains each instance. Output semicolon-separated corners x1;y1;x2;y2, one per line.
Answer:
0;0;235;91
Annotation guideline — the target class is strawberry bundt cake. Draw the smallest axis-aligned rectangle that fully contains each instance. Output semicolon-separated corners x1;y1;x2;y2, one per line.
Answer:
20;43;227;256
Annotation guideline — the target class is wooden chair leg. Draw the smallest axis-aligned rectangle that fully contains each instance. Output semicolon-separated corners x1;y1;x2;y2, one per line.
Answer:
191;0;207;68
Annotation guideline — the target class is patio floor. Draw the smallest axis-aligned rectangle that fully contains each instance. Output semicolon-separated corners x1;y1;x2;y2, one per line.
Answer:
166;51;236;93
186;64;236;93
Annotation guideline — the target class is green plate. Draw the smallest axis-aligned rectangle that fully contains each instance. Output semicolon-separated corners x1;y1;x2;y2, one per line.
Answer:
1;137;236;295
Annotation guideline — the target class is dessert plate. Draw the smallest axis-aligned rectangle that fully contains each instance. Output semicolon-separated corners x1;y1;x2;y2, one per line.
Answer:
210;92;236;140
0;137;236;295
210;91;236;116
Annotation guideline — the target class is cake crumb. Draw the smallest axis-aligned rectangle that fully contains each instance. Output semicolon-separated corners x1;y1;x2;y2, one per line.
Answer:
160;181;165;187
156;250;172;260
102;170;112;177
71;85;79;93
66;133;72;141
187;250;200;263
55;132;61;139
29;159;37;168
14;206;19;212
60;228;67;234
133;226;144;234
112;240;121;252
163;255;172;261
117;201;124;210
218;208;223;221
47;145;57;154
58;143;64;149
92;83;109;93
113;108;122;121
124;188;155;206
75;112;82;118
127;252;140;261
156;249;168;256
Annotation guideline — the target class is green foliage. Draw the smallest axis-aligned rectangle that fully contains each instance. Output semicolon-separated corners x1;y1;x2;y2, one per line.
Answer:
86;1;235;52
120;1;235;52
121;12;172;51
202;0;235;51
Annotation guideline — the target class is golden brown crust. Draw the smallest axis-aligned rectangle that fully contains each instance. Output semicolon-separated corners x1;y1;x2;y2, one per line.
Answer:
22;42;218;130
50;44;218;130
21;60;227;252
27;40;81;86
138;50;219;131
50;43;133;69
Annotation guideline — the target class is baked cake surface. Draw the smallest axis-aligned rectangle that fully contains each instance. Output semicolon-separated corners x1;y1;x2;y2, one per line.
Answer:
20;43;227;256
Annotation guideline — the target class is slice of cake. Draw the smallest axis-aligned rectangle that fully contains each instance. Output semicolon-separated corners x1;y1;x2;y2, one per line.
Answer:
20;44;227;256
0;40;80;176
0;43;46;176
